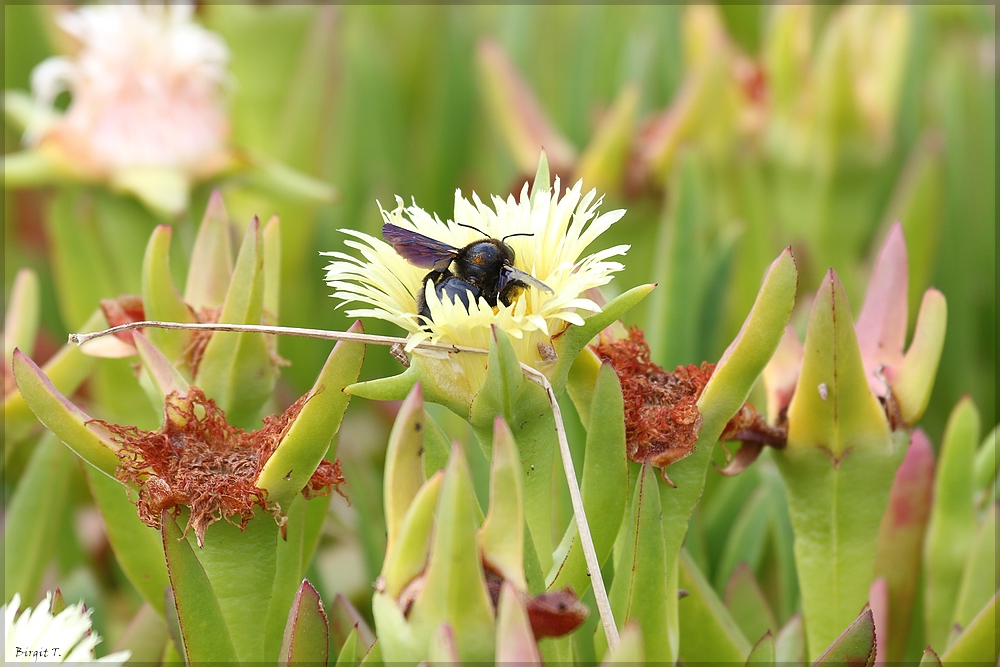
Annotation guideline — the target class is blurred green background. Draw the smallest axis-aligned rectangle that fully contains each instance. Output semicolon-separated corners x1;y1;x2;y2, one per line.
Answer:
3;3;995;648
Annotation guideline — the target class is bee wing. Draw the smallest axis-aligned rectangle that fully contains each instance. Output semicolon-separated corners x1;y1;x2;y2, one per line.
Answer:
382;223;458;269
499;265;554;294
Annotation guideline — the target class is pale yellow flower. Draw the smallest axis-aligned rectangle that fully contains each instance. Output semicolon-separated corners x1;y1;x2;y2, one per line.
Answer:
324;179;628;393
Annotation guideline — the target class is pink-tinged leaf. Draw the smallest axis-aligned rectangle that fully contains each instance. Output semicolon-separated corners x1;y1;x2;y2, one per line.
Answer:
496;582;541;664
428;623;460;663
856;222;909;397
184;189;234;311
329;594;375;656
134;332;190;406
12;349;121;478
869;577;888;665
874;429;935;662
812;607;876;667
476;39;577;175
884;289;947;426
278;579;329;666
763;326;804;423
81;296;143;358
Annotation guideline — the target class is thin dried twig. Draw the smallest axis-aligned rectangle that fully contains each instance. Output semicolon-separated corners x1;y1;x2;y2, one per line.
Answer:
70;319;621;651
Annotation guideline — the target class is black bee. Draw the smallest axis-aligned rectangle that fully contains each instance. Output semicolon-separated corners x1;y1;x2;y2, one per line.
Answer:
382;222;554;322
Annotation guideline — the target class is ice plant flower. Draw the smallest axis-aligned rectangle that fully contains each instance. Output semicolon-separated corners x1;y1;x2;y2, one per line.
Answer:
3;592;130;664
324;161;628;404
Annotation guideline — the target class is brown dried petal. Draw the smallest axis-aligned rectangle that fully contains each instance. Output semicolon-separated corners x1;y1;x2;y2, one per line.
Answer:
526;588;589;639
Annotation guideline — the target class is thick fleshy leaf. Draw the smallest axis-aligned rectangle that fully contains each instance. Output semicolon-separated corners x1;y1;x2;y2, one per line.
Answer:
479;417;526;589
359;638;382;665
645;150;703;368
855;222;908;397
874;429;935;662
186;508;279;662
575;84;640;195
111;602;169;664
334;627;360;667
381;472;443;598
774;615;805;665
133;332;190;409
564;347;602;426
4;268;40;361
262;215;281;322
476;39;577;175
548;362;627;596
776;269;900;659
162;512;240;664
869;577;888;666
278;579;329;666
257;320;365;507
919;647;943;666
951;502;996;628
972;425;998;498
329;594;375;657
939;593;998;664
496;582;541;664
715;488;770;591
264;494;308;661
600;623;644;663
5;309;101;448
812;607;876;667
382;383;428;554
677;549;752;663
427;624;459;664
184;190;234;311
422;411;451;478
923;397;979;651
85;466;170;615
194;217;274;428
725;564;778;647
3;434;73;603
408;446;495;663
550;284;655;395
470;327;554;570
598;462;670;662
883;289;946;425
141;225;196;362
747;632;776;664
12;349;121;478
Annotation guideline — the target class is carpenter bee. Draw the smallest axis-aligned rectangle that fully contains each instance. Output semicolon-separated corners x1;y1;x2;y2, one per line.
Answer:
382;222;553;322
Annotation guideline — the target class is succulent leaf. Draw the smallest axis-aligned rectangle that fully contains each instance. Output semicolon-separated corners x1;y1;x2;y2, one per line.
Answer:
496;583;541;664
811;607;876;667
278;579;329;666
677;549;752;663
382;383;429;553
884;289;947;425
184;190;234;311
142;225;196;362
479;417;527;590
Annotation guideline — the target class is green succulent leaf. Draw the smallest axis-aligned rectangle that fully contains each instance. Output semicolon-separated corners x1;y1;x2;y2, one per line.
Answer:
382;383;429;553
874;429;935;662
470;327;555;570
264;494;308;661
262;215;282;322
85;466;170;615
599;462;670;662
923;397;980;651
775;269;902;659
408;446;495;662
334;627;360;667
257;320;365;507
724;563;778;648
162;512;240;664
973;424;998;497
12;349;121;478
811;607;876;667
677;549;752;663
939;593;998;665
774;615;805;666
184;190;234;311
278;579;329;666
951;502;996;629
884;289;947;425
381;472;442;598
747;632;776;664
329;594;375;657
548;362;628;596
479;417;527;590
715;488;770;592
141;225;196;362
4;268;40;361
194;217;275;427
3;434;74;604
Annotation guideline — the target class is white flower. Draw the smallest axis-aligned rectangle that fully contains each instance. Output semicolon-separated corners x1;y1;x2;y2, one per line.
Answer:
3;592;130;664
324;178;628;391
28;3;230;177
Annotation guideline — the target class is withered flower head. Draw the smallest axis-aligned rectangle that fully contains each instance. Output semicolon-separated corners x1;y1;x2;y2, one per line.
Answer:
592;327;714;475
96;387;344;547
